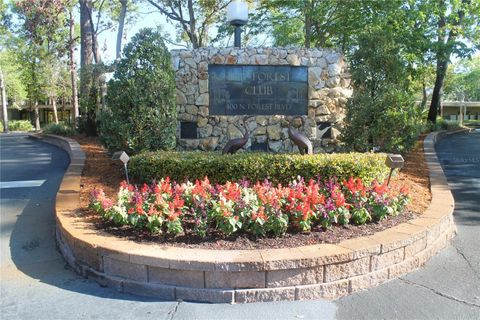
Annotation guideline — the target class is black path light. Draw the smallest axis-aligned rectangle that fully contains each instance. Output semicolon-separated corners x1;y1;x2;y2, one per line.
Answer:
385;154;405;186
112;151;130;184
227;0;248;48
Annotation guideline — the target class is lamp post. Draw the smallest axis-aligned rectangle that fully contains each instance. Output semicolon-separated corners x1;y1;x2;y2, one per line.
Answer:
385;154;405;186
227;0;248;48
112;151;130;184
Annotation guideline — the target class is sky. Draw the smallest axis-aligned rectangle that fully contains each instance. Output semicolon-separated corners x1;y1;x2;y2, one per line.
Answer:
97;4;178;64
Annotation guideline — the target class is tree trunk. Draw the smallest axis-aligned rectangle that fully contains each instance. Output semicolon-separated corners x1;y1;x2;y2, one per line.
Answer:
0;71;8;132
187;0;199;48
304;0;312;48
428;59;448;123
34;101;40;131
79;0;93;102
69;8;79;126
52;97;59;124
421;81;427;110
79;0;93;69
116;0;128;60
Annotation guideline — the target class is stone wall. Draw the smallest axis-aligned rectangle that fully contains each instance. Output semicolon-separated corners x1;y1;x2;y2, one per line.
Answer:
172;47;352;153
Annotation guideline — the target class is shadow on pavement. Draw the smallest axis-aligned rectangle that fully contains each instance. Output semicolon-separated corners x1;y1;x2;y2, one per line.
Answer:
4;134;161;303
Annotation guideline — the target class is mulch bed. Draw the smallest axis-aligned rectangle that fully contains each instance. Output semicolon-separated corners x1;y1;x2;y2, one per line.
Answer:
74;134;431;250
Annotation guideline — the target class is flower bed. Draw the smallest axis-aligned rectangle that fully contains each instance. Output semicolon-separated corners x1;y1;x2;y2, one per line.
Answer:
90;177;409;238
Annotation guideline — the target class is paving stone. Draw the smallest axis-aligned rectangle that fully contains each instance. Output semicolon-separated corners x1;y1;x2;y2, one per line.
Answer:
123;280;175;300
349;268;390;293
371;247;405;271
388;257;420;279
176;287;234;303
149;267;204;288
296;279;349;300
103;257;147;282
324;257;370;282
337;237;381;259
205;270;265;289
404;237;427;259
266;266;323;287
235;287;295;303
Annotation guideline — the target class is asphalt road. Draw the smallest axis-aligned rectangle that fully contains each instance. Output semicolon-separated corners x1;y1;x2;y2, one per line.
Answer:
0;132;479;320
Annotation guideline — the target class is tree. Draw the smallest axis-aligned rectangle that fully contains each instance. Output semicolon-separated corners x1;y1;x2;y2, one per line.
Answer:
14;0;70;130
99;28;176;153
68;5;79;124
341;26;422;153
444;56;480;101
0;71;8;132
146;0;230;48
78;0;139;135
0;48;27;109
424;0;480;123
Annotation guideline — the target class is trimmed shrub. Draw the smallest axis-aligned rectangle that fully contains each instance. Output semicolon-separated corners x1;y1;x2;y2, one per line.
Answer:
42;122;76;136
341;27;423;153
99;28;176;154
8;120;34;131
130;151;389;185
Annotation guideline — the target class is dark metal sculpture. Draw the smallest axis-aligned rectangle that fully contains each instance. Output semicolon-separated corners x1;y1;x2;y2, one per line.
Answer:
288;117;313;155
222;117;249;154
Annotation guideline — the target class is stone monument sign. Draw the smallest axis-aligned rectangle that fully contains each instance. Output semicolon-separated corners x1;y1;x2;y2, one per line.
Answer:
172;47;352;153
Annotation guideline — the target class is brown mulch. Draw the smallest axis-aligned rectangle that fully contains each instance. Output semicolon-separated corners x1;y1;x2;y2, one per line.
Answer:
75;134;431;250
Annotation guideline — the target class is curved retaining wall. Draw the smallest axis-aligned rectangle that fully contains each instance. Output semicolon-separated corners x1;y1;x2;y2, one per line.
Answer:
37;132;457;303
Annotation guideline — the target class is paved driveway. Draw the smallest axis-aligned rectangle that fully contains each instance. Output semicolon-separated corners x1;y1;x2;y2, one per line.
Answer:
335;130;480;319
0;132;479;319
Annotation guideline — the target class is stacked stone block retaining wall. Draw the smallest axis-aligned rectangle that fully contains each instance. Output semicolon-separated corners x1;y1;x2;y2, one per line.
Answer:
35;132;458;303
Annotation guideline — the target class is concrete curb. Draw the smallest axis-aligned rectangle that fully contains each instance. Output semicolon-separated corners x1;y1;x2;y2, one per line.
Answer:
37;131;457;303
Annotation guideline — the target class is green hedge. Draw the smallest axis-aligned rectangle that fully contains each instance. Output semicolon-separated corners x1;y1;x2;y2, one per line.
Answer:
8;120;34;132
130;151;389;185
42;122;76;136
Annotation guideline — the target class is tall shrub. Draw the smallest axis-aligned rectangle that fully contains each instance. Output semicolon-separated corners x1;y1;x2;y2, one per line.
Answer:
341;28;422;153
99;28;176;153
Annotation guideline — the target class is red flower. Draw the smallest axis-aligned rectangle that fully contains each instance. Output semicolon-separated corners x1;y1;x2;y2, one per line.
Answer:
120;180;134;191
160;177;172;195
252;206;267;221
101;198;113;211
373;180;388;195
192;180;209;198
332;190;346;207
153;183;160;194
148;205;159;216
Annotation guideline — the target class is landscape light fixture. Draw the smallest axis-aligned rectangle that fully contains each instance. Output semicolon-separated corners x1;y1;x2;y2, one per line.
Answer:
112;151;130;184
385;154;405;186
227;0;248;48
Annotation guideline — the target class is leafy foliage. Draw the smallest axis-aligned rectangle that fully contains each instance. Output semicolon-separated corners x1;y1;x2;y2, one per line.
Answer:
129;151;389;186
8;120;34;131
444;56;480;102
146;0;230;48
0;49;27;108
341;27;423;153
90;177;410;237
99;28;176;153
42;122;76;136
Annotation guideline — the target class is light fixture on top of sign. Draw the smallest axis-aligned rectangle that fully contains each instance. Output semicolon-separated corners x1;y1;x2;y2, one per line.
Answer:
226;0;248;48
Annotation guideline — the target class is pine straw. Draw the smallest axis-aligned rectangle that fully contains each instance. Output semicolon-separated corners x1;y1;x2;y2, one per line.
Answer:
74;134;431;249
